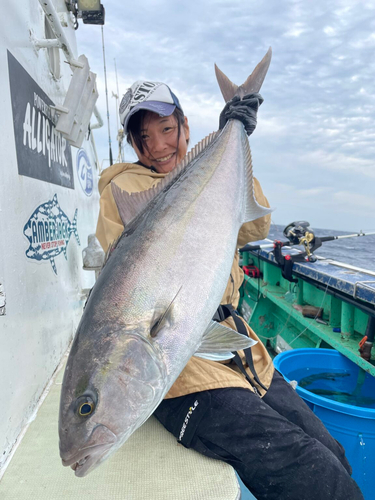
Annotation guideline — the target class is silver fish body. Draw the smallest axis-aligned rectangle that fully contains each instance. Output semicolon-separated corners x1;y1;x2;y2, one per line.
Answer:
59;50;272;477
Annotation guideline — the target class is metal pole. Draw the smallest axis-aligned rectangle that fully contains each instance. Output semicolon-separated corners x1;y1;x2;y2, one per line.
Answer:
114;58;120;132
114;58;125;162
101;26;113;165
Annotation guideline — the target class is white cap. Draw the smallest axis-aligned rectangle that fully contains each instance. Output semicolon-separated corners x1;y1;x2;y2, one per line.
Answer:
119;81;183;134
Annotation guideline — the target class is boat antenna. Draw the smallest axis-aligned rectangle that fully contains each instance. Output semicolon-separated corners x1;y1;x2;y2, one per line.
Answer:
112;58;125;162
114;58;120;131
101;26;113;166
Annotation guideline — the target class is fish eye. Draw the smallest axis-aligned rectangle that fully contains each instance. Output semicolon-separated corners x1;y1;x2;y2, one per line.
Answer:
77;396;95;417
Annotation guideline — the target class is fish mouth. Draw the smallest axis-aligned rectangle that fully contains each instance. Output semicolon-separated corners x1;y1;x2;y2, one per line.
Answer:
61;424;117;477
62;442;114;477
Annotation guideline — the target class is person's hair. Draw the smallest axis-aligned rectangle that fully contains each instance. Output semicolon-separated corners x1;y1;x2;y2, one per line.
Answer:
126;108;187;159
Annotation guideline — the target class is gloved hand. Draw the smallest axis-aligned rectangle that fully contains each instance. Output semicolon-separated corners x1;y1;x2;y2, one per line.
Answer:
219;93;264;136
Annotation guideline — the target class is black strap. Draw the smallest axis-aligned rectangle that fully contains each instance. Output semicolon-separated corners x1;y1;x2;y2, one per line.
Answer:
214;304;268;393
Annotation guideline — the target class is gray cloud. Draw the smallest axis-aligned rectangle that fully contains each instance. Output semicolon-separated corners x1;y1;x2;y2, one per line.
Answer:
77;0;375;231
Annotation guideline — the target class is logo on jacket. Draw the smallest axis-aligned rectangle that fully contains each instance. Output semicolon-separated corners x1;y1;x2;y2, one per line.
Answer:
23;194;80;274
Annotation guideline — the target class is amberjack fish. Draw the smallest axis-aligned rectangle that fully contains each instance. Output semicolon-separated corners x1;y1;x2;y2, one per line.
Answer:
59;48;273;477
23;194;80;274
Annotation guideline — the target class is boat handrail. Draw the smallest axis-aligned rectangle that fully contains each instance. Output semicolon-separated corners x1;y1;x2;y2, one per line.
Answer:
353;281;375;299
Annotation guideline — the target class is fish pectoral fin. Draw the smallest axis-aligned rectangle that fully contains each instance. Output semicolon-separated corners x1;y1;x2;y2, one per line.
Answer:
150;287;182;338
196;320;257;356
194;351;235;362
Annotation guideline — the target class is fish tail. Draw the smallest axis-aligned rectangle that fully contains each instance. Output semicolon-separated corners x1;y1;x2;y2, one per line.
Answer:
70;209;80;246
215;47;272;102
50;257;57;275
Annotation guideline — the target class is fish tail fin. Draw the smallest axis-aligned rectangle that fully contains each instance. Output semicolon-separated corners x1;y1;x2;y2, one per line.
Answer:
50;257;57;275
70;209;80;246
215;47;272;102
215;47;274;222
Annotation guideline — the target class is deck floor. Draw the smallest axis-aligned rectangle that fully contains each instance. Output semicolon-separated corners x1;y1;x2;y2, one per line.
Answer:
0;365;242;499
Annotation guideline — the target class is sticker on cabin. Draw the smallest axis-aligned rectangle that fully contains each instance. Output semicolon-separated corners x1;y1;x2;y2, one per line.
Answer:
23;195;80;275
76;149;93;196
7;50;74;189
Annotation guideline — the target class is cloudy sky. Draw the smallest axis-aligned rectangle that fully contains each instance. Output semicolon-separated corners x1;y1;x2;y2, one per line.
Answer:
76;0;375;232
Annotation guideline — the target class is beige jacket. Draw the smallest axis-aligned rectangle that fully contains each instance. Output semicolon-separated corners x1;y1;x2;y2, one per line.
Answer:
96;162;274;397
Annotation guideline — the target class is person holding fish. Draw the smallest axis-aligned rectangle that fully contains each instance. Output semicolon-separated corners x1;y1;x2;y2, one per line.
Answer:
92;63;363;499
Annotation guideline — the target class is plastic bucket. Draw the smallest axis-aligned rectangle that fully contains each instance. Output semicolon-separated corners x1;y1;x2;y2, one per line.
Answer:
274;348;375;500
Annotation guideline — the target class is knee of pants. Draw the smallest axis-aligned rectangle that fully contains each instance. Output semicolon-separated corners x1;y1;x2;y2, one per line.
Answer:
154;391;213;448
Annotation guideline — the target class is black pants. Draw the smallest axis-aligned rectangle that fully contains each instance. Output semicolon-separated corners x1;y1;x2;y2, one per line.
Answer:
154;370;364;500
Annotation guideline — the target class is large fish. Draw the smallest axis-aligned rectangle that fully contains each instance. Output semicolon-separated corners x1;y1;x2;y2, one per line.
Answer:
59;48;273;477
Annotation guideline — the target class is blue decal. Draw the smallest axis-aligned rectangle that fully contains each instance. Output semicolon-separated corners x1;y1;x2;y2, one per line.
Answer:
76;148;93;196
23;194;80;274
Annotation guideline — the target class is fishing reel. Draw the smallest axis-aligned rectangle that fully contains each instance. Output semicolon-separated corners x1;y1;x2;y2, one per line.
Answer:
283;221;312;245
272;221;323;282
282;221;322;262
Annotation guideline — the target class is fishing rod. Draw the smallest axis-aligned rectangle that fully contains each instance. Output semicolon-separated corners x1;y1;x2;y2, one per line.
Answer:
239;221;375;282
240;221;375;256
320;232;375;242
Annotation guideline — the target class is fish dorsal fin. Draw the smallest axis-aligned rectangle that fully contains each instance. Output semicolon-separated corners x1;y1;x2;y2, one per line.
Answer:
241;130;274;223
111;131;220;227
215;47;272;101
177;130;220;171
195;320;257;361
111;181;161;227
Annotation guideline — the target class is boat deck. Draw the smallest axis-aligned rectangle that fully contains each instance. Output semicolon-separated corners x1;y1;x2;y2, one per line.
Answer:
240;240;375;377
0;361;250;499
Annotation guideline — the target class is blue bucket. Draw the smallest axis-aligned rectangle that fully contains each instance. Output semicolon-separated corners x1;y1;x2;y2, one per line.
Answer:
274;348;375;500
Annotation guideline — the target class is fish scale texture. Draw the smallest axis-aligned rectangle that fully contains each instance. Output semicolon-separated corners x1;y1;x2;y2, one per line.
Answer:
0;364;240;500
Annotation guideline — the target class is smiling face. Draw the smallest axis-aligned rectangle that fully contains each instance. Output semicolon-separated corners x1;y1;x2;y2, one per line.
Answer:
130;111;190;173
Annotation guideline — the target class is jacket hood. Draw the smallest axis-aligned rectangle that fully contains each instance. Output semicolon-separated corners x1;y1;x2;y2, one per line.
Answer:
98;162;165;195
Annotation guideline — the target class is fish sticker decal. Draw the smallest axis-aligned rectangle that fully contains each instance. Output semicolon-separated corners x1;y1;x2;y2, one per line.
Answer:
23;194;80;274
